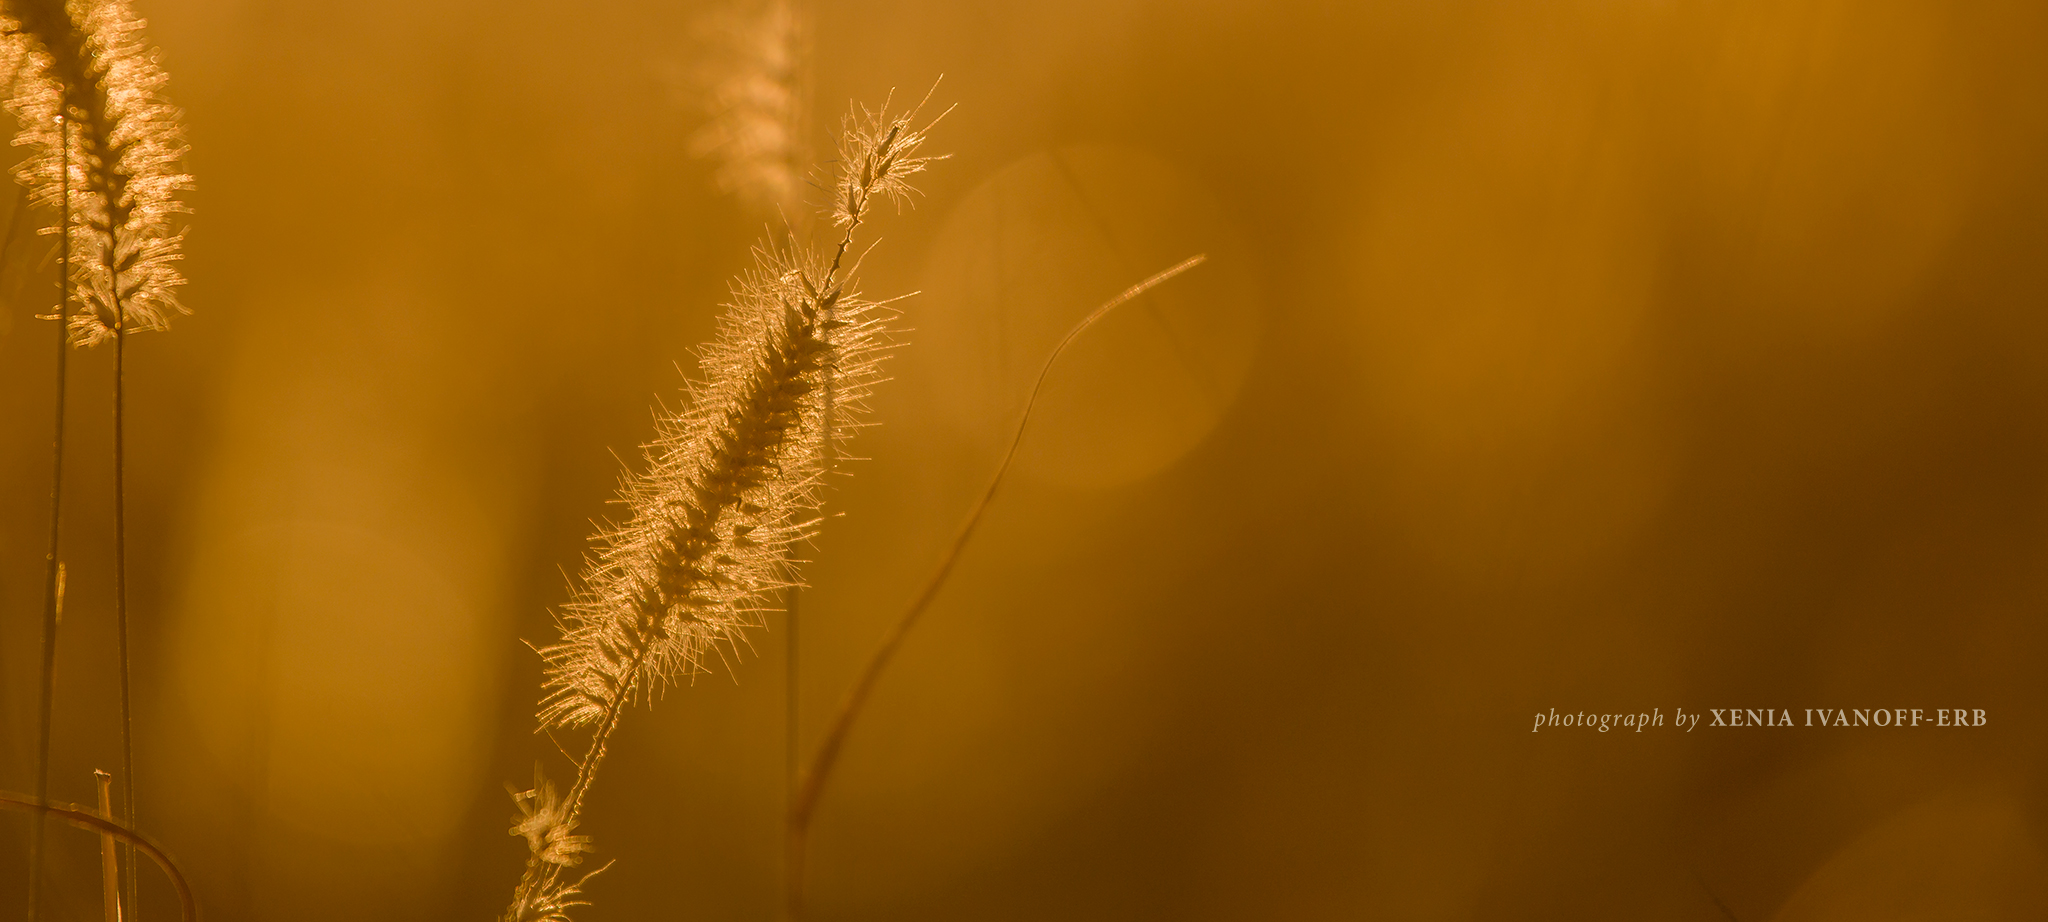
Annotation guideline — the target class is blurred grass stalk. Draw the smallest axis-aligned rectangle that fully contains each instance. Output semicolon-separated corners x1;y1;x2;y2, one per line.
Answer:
783;254;1205;919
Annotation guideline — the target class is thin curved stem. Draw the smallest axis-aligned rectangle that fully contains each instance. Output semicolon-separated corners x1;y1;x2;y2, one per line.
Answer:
783;254;1207;915
0;790;197;922
29;114;72;922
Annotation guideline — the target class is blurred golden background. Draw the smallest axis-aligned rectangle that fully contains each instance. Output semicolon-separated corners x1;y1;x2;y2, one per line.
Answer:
5;0;2048;919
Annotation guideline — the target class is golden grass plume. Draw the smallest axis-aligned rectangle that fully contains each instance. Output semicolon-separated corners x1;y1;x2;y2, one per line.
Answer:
2;0;191;345
503;91;947;922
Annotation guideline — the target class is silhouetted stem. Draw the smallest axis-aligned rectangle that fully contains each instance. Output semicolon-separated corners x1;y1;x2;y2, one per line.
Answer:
28;115;71;922
783;254;1207;917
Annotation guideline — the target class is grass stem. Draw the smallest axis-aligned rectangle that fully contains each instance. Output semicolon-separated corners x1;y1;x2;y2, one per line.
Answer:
782;254;1207;917
28;114;72;922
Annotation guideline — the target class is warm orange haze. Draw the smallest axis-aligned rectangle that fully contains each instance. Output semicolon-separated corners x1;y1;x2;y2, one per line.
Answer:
4;1;2048;920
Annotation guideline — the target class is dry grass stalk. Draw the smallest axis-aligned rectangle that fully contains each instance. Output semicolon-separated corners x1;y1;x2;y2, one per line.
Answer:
503;92;946;922
782;254;1207;918
2;4;190;918
23;127;67;915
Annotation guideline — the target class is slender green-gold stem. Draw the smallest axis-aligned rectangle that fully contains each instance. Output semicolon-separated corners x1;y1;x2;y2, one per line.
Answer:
782;254;1207;917
28;114;72;922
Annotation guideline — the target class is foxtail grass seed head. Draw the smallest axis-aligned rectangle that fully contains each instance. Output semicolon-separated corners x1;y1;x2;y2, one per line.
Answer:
505;93;946;921
532;237;897;731
831;89;948;230
1;0;192;345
